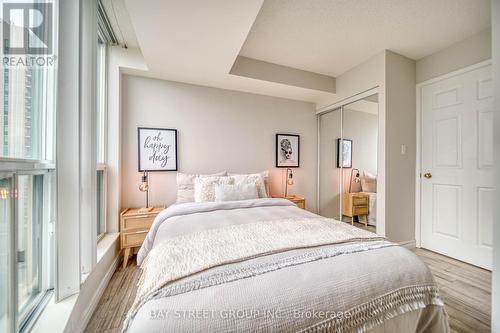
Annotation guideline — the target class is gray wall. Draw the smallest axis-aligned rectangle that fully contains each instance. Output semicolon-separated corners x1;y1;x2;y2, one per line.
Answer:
416;28;491;83
385;51;416;243
121;75;318;211
231;56;336;93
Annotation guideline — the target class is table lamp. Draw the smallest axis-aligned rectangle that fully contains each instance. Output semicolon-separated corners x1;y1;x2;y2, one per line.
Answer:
138;171;153;212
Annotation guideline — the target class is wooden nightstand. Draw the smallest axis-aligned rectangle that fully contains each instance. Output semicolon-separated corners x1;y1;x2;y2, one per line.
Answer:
120;207;163;269
284;195;306;209
342;193;369;226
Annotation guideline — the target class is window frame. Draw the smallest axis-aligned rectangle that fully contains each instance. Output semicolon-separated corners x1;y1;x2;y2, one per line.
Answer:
0;1;58;326
96;163;107;241
95;32;108;243
1;166;55;333
96;36;108;165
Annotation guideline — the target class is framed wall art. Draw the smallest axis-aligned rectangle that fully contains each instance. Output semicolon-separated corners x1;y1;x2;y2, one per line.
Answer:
276;133;300;168
337;138;352;168
138;127;178;171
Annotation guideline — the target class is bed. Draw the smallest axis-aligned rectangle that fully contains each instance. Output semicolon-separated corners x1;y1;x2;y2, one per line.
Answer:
124;198;449;333
362;192;377;226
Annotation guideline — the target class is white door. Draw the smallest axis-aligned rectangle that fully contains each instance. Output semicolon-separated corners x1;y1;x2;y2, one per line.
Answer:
420;63;493;270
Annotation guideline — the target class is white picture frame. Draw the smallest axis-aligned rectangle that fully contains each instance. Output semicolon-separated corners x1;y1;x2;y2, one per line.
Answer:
138;127;178;171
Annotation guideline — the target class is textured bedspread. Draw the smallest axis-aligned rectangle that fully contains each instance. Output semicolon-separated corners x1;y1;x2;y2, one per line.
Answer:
126;199;449;333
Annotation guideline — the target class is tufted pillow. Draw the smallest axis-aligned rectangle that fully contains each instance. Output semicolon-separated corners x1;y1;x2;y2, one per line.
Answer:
176;171;226;203
214;183;259;202
194;176;234;202
229;173;268;198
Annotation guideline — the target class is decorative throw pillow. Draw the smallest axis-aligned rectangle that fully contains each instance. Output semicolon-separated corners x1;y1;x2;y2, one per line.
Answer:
214;183;259;202
176;171;226;203
361;172;377;193
194;176;234;202
229;171;270;197
229;173;268;198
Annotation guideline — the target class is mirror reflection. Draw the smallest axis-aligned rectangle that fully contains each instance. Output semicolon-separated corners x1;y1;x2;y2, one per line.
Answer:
319;93;378;233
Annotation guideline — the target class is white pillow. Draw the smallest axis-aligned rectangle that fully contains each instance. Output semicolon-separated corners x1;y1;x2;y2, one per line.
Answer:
214;183;259;202
176;171;226;203
194;176;234;202
229;172;268;198
361;172;377;193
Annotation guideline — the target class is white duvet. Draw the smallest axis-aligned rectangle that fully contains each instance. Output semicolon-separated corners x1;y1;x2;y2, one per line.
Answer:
129;198;448;333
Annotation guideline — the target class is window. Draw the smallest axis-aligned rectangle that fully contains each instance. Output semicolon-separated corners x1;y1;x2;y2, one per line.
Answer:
16;173;54;328
0;174;13;333
0;1;57;331
94;0;117;241
96;37;107;240
0;76;56;332
96;39;106;165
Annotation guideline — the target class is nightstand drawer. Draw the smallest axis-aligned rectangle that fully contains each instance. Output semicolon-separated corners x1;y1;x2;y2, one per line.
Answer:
352;206;368;215
122;215;155;231
295;201;305;209
120;207;164;269
352;196;368;206
122;230;148;248
283;196;305;209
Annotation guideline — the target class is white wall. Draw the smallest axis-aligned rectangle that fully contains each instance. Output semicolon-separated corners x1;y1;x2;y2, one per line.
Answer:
316;52;385;111
121;75;318;211
344;109;378;177
416;28;491;83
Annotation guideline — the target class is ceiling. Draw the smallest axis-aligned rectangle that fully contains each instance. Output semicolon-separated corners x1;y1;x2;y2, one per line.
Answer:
240;0;490;76
120;0;490;106
124;0;340;105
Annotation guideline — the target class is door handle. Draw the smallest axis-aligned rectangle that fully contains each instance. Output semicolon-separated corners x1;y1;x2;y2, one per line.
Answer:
423;172;432;179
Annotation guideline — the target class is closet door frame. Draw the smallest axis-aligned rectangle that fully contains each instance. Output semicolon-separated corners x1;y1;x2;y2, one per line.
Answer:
316;87;383;235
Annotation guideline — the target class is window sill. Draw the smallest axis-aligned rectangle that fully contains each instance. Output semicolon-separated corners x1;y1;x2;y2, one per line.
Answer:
97;232;120;262
81;233;120;284
30;294;77;333
33;233;121;332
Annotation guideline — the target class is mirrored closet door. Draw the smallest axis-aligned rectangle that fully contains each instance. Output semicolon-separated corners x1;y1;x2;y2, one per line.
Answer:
318;94;379;232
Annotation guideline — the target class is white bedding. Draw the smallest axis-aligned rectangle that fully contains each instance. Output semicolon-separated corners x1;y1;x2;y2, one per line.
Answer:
364;191;377;226
128;199;448;333
137;198;314;264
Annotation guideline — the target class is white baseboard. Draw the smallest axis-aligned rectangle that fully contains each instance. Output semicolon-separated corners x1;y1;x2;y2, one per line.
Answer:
398;240;416;249
76;254;120;332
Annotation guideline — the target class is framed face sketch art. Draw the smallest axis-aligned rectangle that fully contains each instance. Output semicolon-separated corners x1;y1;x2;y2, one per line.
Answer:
276;134;300;168
337;138;352;168
138;127;178;171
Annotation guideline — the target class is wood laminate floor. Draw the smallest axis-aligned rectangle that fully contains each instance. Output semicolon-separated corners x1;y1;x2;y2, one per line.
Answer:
350;220;376;233
85;249;491;333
